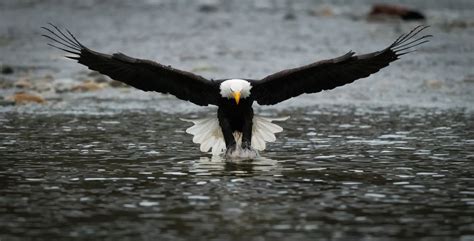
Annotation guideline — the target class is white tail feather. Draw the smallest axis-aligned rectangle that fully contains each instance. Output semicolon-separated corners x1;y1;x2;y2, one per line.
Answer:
181;115;289;155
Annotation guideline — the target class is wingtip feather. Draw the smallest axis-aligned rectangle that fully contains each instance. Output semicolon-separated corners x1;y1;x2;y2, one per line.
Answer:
390;25;432;57
43;23;85;59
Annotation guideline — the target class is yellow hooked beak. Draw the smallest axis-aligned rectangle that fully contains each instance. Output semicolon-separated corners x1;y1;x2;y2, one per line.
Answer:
232;91;241;105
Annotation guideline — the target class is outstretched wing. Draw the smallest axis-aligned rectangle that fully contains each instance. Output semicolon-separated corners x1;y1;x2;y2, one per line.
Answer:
251;25;432;105
42;24;220;106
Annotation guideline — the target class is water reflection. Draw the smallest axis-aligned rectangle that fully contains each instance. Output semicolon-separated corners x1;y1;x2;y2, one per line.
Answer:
190;156;281;175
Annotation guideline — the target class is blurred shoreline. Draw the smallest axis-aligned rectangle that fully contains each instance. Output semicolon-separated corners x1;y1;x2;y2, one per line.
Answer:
1;0;473;112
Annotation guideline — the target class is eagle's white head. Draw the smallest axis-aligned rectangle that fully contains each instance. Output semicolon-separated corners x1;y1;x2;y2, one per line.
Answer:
219;79;252;105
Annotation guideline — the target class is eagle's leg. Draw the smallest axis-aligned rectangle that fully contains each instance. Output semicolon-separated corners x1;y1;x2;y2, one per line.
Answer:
241;108;254;150
218;110;237;152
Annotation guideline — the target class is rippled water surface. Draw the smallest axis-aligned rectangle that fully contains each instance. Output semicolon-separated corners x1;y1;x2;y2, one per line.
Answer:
1;0;474;239
1;106;473;241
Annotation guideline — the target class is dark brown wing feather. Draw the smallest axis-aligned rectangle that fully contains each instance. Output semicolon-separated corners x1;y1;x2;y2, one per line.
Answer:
42;24;220;106
251;25;432;105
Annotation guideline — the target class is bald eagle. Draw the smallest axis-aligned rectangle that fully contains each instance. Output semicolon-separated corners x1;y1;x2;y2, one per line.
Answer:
43;24;430;159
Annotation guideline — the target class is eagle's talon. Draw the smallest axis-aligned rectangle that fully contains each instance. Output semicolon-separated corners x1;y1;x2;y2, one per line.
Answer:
241;141;251;150
225;144;238;156
225;143;259;160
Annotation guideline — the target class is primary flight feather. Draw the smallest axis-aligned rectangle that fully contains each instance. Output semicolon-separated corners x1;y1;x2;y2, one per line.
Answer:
43;24;431;159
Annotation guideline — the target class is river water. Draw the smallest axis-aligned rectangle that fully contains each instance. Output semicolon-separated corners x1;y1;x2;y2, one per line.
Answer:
1;106;473;241
1;0;474;240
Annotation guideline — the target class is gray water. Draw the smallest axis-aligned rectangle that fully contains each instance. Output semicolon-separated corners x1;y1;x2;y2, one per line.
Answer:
1;0;474;240
1;106;473;241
